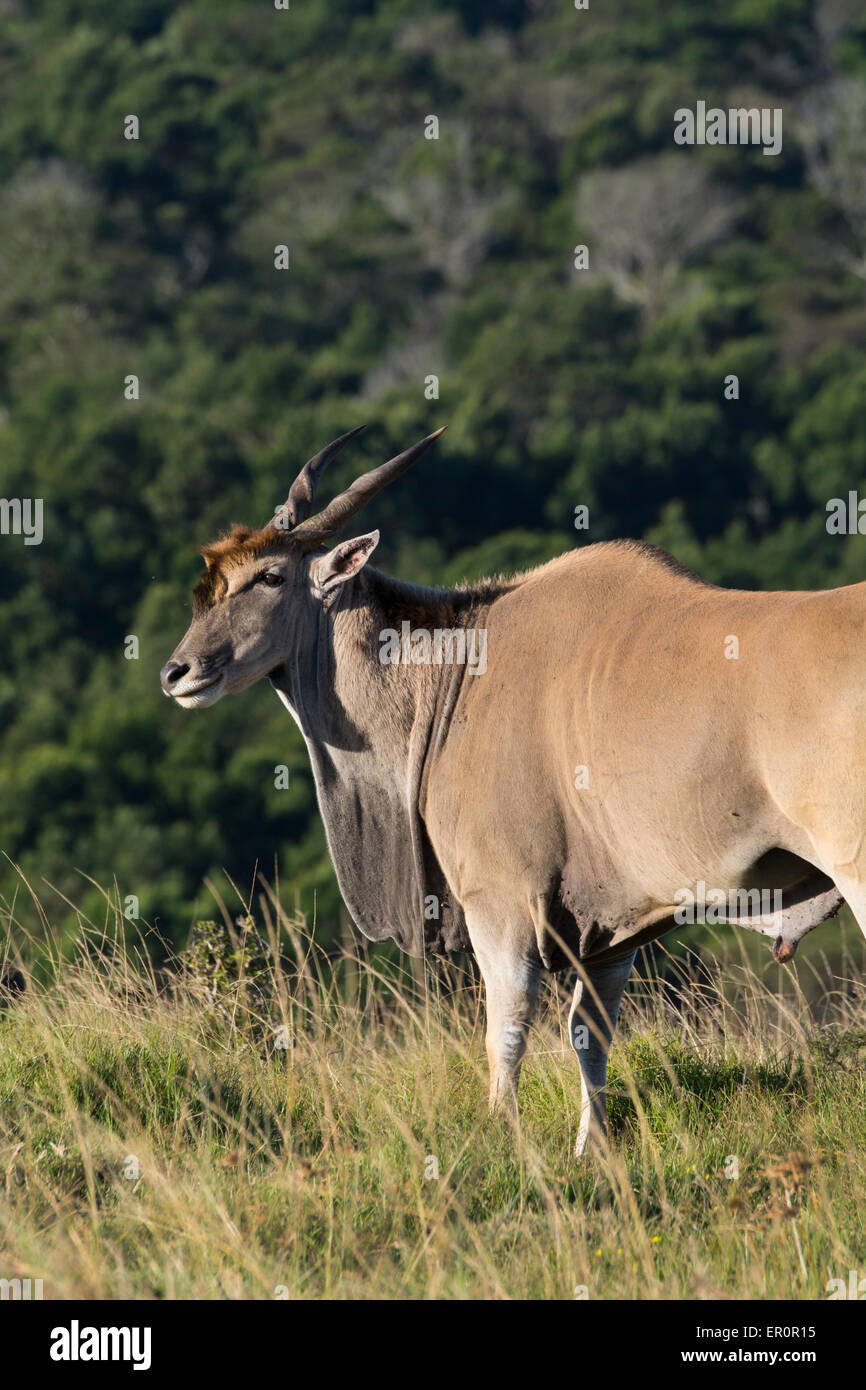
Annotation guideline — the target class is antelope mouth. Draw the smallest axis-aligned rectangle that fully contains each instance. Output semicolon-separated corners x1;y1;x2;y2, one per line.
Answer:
170;673;226;707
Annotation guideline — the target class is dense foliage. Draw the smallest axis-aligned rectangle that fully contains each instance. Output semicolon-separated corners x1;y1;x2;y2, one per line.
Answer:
2;0;866;951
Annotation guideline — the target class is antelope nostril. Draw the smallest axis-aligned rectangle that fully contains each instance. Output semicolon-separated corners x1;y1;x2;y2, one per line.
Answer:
160;659;190;693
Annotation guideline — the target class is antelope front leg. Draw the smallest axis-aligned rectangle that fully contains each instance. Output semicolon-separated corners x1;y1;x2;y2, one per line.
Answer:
570;951;635;1156
468;916;541;1112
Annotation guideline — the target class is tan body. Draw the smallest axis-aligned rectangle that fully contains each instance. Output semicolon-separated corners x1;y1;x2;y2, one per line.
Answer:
161;429;863;1156
414;542;863;1148
427;542;861;965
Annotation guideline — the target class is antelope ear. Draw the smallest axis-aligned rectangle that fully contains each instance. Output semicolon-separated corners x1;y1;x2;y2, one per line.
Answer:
314;531;380;599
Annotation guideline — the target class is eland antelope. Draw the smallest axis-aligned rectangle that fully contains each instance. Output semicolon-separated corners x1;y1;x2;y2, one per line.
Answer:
162;427;857;1155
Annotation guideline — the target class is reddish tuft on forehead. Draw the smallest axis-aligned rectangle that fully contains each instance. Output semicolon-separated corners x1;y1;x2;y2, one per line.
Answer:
193;524;288;612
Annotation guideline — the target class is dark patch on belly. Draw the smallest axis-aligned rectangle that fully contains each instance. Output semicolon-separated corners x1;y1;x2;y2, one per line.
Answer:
536;882;621;971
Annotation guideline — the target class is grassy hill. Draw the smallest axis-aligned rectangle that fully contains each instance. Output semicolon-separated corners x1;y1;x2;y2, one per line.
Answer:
2;894;864;1298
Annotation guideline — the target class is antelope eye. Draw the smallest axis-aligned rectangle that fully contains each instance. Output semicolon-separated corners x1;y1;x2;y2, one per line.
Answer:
257;572;284;588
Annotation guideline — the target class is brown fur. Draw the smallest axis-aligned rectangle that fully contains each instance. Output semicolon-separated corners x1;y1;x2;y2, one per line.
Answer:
194;525;293;613
164;522;866;1159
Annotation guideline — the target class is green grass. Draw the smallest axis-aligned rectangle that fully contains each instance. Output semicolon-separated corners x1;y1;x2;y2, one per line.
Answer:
1;887;865;1300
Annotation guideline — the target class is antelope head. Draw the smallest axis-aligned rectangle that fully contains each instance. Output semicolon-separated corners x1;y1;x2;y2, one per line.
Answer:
159;426;445;708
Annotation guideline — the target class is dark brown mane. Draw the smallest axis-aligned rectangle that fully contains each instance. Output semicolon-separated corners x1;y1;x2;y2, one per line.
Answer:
368;570;513;631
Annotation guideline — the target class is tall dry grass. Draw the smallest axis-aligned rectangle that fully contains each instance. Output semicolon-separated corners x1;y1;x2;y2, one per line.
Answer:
1;875;865;1299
